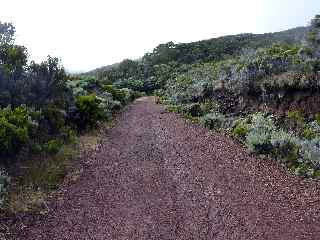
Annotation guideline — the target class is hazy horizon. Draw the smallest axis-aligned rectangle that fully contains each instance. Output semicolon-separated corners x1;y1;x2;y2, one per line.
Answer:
1;0;320;73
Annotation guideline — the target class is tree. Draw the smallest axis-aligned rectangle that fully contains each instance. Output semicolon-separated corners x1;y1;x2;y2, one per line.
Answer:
26;56;67;107
143;42;178;65
0;22;28;106
0;21;15;44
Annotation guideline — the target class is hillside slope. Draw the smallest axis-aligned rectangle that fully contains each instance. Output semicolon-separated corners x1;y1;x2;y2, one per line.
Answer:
88;26;307;77
82;15;320;180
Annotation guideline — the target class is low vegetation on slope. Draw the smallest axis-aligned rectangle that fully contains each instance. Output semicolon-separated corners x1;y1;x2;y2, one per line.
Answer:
88;15;320;178
158;15;320;178
86;26;308;94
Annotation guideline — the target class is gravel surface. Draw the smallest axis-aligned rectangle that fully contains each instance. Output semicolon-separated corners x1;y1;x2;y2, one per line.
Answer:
11;97;320;239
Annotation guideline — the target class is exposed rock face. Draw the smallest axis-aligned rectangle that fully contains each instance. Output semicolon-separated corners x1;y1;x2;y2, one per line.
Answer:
262;91;320;117
210;85;320;117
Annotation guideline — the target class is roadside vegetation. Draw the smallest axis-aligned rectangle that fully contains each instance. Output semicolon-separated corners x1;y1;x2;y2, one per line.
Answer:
1;14;320;216
87;15;320;179
0;22;143;212
159;15;320;178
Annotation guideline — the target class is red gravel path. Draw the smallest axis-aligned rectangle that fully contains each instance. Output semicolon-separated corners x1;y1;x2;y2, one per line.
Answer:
12;97;320;239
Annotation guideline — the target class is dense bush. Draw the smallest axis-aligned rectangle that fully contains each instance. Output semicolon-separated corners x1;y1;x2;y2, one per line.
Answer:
228;112;320;175
232;118;249;140
43;139;63;154
287;110;305;130
246;130;273;154
41;106;66;135
0;21;71;163
182;103;203;117
104;85;129;103
74;94;105;129
164;65;216;105
200;112;226;130
245;113;276;154
270;130;300;164
109;100;122;112
118;88;134;105
60;126;77;144
166;104;182;113
303;121;320;140
67;78;141;131
294;163;315;177
66;76;98;97
0;51;67;108
0;106;32;160
200;101;220;114
113;78;144;92
299;138;320;169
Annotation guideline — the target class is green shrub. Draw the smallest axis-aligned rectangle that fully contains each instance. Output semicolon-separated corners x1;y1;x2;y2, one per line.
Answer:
232;119;249;140
30;143;43;154
294;163;315;177
42;106;66;134
303;127;317;140
314;170;320;178
120;88;134;104
109;100;122;112
166;104;181;113
60;127;77;144
104;85;127;103
75;94;104;129
245;113;276;154
182;103;203;117
303;121;320;140
299;47;313;57
270;130;300;164
156;95;168;104
43;140;63;154
200;112;225;130
299;138;320;169
246;130;273;154
183;114;200;123
287;110;305;129
5;107;30;126
200;101;220;114
66;76;98;97
0;106;31;159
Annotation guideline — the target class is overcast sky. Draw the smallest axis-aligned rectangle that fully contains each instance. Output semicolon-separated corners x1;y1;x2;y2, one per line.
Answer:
1;0;320;72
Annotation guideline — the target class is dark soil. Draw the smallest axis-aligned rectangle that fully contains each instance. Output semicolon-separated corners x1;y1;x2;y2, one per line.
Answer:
4;97;320;239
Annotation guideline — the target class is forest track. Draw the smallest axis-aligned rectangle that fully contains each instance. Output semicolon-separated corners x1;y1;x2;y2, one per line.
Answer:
11;97;320;239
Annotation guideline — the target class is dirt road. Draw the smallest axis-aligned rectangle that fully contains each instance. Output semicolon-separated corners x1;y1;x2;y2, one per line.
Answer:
15;97;320;239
